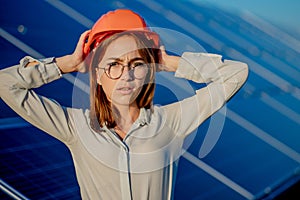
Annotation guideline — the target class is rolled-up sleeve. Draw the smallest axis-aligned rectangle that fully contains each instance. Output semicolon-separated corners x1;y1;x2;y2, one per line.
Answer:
162;52;249;137
0;56;76;144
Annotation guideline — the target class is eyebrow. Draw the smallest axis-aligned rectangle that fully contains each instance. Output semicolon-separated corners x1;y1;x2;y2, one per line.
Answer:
106;57;145;62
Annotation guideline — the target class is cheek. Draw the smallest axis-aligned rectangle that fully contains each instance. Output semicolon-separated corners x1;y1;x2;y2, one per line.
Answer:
132;79;147;97
100;76;116;99
136;79;146;89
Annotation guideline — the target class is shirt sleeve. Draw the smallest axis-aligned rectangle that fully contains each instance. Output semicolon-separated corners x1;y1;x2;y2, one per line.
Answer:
0;56;77;144
162;52;249;137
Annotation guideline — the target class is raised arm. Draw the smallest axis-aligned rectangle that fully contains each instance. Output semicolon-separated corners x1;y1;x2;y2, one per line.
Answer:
160;49;249;137
0;31;90;144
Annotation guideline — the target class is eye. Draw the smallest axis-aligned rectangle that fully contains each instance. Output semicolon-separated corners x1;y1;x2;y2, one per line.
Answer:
133;62;146;68
108;62;119;67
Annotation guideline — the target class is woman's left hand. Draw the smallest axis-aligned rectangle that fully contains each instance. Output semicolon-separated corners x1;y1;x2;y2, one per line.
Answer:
157;46;180;72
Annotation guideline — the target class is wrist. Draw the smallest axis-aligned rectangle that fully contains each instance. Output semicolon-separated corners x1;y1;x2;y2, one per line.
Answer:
164;55;180;72
55;55;75;73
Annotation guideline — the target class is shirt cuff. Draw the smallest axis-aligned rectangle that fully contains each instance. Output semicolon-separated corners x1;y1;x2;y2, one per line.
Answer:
39;57;62;80
174;52;223;83
19;56;62;86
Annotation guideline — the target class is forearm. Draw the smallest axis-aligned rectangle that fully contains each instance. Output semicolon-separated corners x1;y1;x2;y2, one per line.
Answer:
0;57;75;143
1;56;62;89
56;54;84;73
176;52;248;86
162;55;180;72
163;52;248;137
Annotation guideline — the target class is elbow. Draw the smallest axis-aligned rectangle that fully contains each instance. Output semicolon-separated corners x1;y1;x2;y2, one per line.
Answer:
0;70;6;94
0;67;19;98
242;61;249;72
241;62;249;84
231;61;249;89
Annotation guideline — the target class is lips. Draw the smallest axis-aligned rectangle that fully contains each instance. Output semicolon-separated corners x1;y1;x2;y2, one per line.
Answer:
116;85;134;95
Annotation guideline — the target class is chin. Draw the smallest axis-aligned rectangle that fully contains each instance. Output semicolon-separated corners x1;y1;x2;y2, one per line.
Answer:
111;96;136;107
111;91;140;106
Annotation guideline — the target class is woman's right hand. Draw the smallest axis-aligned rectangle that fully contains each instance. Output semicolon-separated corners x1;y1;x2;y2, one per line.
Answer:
56;30;91;73
158;46;180;72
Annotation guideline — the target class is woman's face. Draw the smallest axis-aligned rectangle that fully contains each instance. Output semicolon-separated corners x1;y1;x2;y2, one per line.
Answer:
96;35;148;106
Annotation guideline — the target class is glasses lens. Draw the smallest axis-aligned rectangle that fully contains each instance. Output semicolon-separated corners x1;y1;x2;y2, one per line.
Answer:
108;63;123;79
133;64;148;79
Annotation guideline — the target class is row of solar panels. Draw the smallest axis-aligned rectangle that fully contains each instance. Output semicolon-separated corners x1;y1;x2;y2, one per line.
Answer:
1;0;299;199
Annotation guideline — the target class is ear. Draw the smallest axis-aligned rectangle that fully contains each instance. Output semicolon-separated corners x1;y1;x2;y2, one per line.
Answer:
95;68;102;85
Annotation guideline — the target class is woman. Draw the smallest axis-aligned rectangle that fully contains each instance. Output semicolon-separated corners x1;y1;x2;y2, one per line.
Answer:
0;9;248;200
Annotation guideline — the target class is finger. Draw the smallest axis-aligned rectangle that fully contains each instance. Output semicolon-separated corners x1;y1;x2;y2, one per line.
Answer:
78;30;91;47
159;46;167;66
78;65;87;73
77;62;88;73
82;30;91;42
73;30;91;58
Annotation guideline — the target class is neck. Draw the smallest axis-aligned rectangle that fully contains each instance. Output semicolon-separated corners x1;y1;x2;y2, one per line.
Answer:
112;103;140;134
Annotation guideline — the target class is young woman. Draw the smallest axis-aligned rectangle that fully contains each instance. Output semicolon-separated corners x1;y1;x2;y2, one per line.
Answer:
0;9;248;200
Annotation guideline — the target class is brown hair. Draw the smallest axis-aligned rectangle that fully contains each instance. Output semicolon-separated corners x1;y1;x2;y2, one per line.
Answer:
88;31;160;131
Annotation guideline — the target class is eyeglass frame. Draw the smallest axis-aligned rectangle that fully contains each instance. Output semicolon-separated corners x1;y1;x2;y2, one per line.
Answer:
98;58;150;80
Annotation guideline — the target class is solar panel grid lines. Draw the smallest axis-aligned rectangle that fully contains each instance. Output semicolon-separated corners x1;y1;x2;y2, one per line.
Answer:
135;0;297;152
0;178;30;200
1;29;255;198
226;110;300;164
135;0;300;103
133;0;300;149
131;0;300;197
167;1;300;83
203;20;300;86
181;150;255;199
240;11;300;55
45;0;94;28
0;127;79;199
0;1;299;197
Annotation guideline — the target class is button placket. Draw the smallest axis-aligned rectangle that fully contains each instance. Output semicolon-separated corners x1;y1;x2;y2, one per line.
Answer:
118;144;132;200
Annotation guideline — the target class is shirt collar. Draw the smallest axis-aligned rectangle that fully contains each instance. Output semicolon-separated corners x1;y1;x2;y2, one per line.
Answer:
136;107;151;126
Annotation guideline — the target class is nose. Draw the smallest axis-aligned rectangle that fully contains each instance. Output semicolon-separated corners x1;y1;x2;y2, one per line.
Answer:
121;66;134;81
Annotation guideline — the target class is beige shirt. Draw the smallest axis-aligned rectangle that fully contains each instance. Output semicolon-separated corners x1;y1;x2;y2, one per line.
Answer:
0;52;248;200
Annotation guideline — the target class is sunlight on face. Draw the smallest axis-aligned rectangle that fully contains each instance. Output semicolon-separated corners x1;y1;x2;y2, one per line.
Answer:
97;35;147;106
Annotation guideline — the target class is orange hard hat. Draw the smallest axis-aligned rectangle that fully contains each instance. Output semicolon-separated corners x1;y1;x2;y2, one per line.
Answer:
83;9;160;56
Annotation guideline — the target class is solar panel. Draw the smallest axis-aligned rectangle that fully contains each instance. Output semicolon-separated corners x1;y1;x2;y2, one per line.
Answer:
1;0;299;199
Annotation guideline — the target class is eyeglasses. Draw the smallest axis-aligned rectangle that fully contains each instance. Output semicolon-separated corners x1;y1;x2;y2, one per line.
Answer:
99;59;149;80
